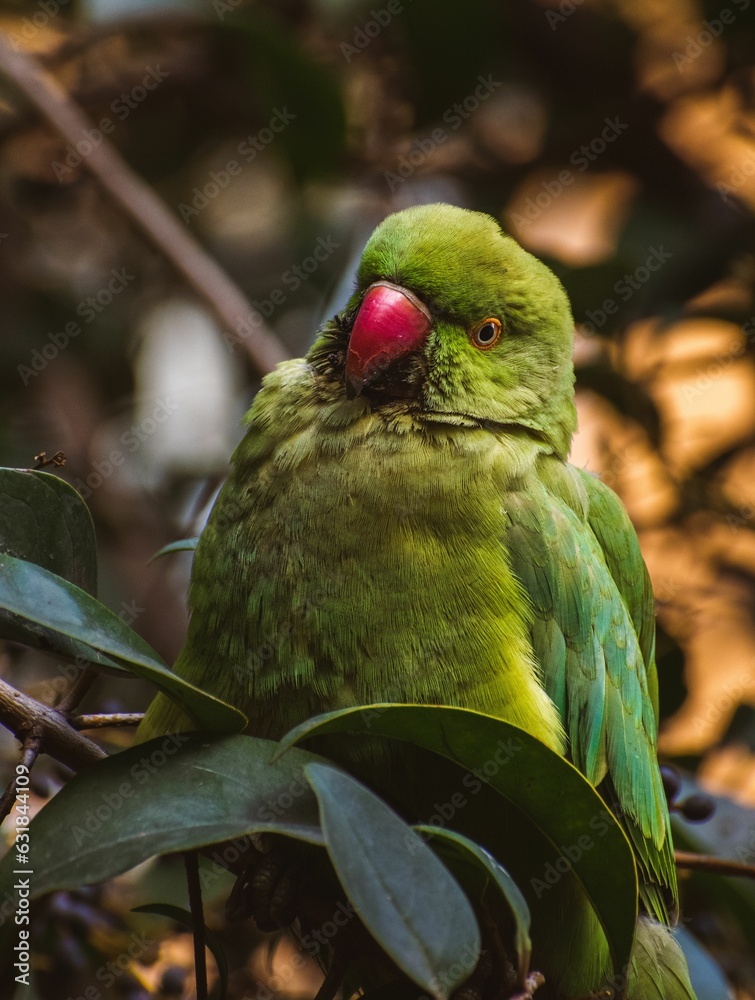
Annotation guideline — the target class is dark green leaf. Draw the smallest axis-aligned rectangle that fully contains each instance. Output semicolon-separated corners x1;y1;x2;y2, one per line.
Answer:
0;610;122;673
280;704;637;977
219;10;345;181
305;763;479;1000
401;0;510;128
133;903;228;1000
0;733;325;901
0;468;97;593
0;469;99;666
0;553;244;732
414;826;531;983
150;538;199;563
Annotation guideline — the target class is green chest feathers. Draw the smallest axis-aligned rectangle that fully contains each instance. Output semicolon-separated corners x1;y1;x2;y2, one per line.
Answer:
186;408;564;749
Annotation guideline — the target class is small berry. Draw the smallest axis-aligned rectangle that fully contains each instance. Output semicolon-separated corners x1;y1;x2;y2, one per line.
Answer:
660;765;681;803
679;793;715;822
160;966;185;995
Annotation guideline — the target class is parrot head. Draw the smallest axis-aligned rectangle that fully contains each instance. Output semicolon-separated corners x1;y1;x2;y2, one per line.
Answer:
312;203;577;457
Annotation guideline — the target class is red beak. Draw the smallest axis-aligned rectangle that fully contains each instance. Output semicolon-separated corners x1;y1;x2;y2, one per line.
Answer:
345;281;432;397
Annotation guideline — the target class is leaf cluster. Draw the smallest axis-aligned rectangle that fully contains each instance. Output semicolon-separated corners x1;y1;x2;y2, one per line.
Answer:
0;468;641;999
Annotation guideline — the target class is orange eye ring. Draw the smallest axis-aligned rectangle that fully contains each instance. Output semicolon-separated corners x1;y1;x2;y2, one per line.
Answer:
469;317;502;350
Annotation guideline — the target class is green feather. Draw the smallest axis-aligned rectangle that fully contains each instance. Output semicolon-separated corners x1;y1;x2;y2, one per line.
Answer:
503;462;677;925
627;919;698;1000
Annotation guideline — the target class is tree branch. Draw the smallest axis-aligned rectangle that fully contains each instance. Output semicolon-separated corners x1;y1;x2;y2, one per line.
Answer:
0;676;106;773
0;30;288;378
185;851;208;1000
72;712;144;729
675;850;755;880
55;666;97;715
0;731;42;824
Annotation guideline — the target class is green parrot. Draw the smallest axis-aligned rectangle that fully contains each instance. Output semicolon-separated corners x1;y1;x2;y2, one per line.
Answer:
139;204;697;999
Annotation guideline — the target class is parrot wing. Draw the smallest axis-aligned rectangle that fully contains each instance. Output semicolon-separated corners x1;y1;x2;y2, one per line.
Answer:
503;459;676;925
577;469;659;725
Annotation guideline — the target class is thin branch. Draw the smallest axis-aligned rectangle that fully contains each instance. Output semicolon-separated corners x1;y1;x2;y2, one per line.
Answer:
0;31;288;378
675;850;755;880
0;731;42;824
55;666;97;715
32;450;66;470
185;851;208;1000
313;942;348;1000
0;676;106;773
72;712;144;729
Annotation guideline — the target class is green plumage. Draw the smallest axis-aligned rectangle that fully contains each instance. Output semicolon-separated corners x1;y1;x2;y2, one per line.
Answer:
139;204;696;999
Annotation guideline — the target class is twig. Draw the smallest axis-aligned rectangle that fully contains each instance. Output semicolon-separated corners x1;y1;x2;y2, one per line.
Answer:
313;942;347;1000
185;851;208;1000
32;450;66;470
72;712;144;729
0;731;42;824
675;850;755;880
55;666;97;715
0;31;288;378
0;676;106;773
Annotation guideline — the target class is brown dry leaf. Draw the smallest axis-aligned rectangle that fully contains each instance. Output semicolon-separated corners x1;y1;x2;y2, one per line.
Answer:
635;527;755;755
572;390;678;527
661;88;755;208
698;744;755;806
620;318;755;475
505;171;639;267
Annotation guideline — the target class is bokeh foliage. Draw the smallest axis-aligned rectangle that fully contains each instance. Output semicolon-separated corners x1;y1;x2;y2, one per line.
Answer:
0;0;754;996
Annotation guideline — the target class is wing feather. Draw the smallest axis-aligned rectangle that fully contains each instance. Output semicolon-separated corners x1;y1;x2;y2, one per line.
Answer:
504;459;676;923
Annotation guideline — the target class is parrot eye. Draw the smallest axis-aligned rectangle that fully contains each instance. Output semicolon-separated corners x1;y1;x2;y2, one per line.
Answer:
470;317;502;350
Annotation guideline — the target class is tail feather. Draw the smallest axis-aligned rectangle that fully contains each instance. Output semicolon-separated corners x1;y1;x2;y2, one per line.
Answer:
627;917;698;1000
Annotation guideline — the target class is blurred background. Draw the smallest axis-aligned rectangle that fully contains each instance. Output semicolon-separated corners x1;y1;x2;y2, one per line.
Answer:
0;0;754;997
